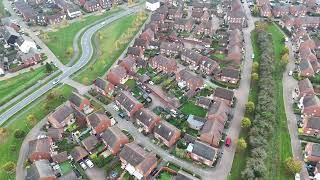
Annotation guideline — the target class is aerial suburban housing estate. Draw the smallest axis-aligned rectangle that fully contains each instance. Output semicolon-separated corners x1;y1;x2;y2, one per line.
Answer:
0;0;319;179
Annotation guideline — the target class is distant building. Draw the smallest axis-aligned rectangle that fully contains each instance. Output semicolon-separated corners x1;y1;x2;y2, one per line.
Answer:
146;0;160;11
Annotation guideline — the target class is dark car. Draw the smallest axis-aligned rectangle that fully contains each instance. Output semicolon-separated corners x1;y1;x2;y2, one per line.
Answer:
118;112;125;118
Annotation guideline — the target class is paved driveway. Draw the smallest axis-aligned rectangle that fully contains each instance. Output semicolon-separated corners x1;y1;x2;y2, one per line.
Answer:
85;167;106;180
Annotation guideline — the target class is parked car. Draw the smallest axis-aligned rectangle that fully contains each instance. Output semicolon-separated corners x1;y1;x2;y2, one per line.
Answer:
118;112;125;118
288;70;293;76
251;54;255;59
52;79;60;85
295;173;300;180
85;159;94;168
113;105;119;111
79;162;87;170
225;137;231;147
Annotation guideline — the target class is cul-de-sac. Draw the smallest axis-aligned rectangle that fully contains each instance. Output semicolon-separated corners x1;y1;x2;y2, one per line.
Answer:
0;0;319;179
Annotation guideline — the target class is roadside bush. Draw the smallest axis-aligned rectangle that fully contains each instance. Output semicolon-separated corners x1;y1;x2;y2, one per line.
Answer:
14;129;26;139
2;162;16;174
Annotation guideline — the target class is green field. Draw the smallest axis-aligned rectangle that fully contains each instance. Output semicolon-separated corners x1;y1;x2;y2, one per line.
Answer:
0;67;52;106
42;8;121;65
179;101;207;118
0;85;74;179
74;13;147;85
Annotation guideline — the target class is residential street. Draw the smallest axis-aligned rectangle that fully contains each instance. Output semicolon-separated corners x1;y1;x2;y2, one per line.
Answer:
0;6;144;125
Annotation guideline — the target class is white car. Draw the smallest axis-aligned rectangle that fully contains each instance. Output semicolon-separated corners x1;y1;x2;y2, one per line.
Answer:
251;54;255;59
113;105;119;111
79;162;87;170
52;79;59;85
288;70;293;76
85;159;94;168
295;173;300;180
149;81;154;85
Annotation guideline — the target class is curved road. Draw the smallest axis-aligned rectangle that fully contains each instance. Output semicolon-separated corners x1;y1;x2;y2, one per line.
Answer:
0;6;143;125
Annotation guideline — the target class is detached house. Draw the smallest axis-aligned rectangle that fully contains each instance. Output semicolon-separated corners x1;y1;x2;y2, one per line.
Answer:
150;55;177;73
176;69;204;91
28;137;54;162
134;108;161;133
220;68;240;84
94;77;114;96
106;65;128;85
213;87;235;106
190;140;217;166
48;104;74;128
69;92;91;113
154;121;181;147
200;120;223;148
101;126;129;154
115;91;143;117
305;143;320;162
86;112;111;135
303;116;320;136
299;95;320;117
119;142;158;179
195;97;212;110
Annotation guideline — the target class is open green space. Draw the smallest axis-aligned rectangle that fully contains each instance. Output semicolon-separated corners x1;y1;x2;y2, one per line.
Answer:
41;8;122;65
212;53;225;61
179;101;207;118
229;22;291;180
158;172;173;180
0;85;74;179
74;13;147;85
60;161;73;175
0;66;53;106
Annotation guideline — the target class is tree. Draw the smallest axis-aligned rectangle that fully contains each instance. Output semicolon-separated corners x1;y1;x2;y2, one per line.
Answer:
252;5;259;16
241;117;252;128
285;157;302;174
252;62;259;73
14;129;26;139
66;47;73;56
26;114;37;127
283;45;289;54
237;138;247;152
251;72;259;81
281;53;289;64
2;162;16;174
45;62;53;73
0;127;7;138
245;101;255;113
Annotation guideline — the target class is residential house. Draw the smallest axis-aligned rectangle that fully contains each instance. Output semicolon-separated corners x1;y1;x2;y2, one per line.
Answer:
86;112;111;135
200;119;223;148
195;96;212;109
150;55;177;73
140;28;155;43
272;6;289;17
176;69;204;91
154;121;181;147
190;140;217;166
47;104;74;128
151;13;165;25
69;92;91;112
94;77;114;96
127;47;143;60
191;9;204;22
207;100;231;124
52;151;68;164
28;137;54;162
1;17;21;32
106;65;128;85
303;116;320;136
70;146;89;162
199;56;219;75
290;5;308;16
15;35;37;53
180;48;202;69
119;56;136;73
220;68;240;84
225;0;247;28
1;26;19;45
115;91;143;117
227;45;242;64
195;21;214;37
26;160;56;180
187;115;206;130
119;142;158;179
81;135;99;153
47;127;64;141
299;59;315;77
160;42;182;57
305;143;320;162
146;0;160;11
174;18;193;32
134;38;148;50
101;126;129;154
134;108;161;133
296;78;315;98
83;0;101;12
299;95;320;117
260;5;272;17
212;87;235;106
19;50;42;67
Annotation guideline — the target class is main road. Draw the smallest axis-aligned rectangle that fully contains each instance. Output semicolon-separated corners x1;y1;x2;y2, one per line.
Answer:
0;6;143;125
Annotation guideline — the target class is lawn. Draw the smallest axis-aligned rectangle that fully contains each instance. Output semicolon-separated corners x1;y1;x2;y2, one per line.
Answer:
179;101;207;117
0;66;53;106
158;172;173;180
60;161;73;175
42;8;122;65
212;53;226;61
74;12;148;85
0;85;74;179
125;79;136;89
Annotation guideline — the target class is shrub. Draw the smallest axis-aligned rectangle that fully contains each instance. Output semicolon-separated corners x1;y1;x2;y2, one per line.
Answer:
14;129;26;139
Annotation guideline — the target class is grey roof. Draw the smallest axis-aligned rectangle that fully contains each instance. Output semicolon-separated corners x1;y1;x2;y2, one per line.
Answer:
127;47;141;56
298;78;313;93
51;104;73;123
70;146;88;162
303;95;320;107
81;135;99;152
154;121;179;141
181;48;202;63
196;97;212;107
300;59;313;71
26;160;55;180
306;117;320;129
160;41;182;52
151;55;177;68
115;91;141;113
135;108;159;127
100;126;127;149
192;140;216;161
213;87;234;101
87;112;109;128
95;77;107;89
221;68;240;79
69;92;86;107
311;143;320;157
187;115;206;127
